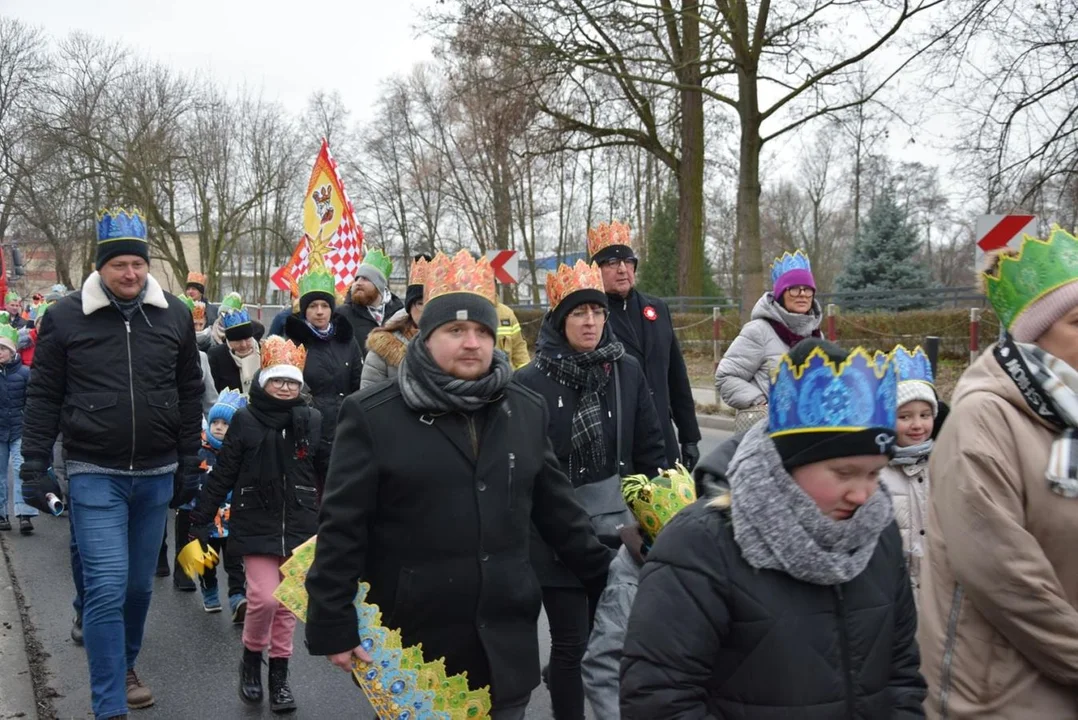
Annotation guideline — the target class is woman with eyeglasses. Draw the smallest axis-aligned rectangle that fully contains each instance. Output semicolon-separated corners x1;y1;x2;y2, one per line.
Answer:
516;261;667;720
715;249;822;431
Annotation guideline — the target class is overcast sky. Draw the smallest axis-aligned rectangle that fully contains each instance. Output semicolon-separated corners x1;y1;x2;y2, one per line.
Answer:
4;0;436;120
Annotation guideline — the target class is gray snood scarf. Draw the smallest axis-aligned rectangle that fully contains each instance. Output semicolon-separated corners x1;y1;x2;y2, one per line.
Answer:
728;422;894;586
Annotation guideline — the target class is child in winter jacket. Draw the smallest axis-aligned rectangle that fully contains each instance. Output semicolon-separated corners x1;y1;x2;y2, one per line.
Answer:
0;315;31;533
188;337;329;713
880;346;939;599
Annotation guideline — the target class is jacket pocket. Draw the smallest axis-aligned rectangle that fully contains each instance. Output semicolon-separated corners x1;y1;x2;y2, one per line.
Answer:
234;486;264;511
63;392;120;449
144;389;180;439
294;484;318;510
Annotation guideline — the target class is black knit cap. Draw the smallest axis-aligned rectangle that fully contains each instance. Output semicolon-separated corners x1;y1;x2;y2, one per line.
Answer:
97;238;150;270
551;288;609;332
771;338;896;471
589;243;637;266
405;284;424;314
185;280;206;295
300;291;336;316
224;322;254;341
418;292;498;340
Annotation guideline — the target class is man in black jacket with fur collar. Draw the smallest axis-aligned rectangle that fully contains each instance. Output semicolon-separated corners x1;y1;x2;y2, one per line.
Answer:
20;208;204;720
305;251;612;720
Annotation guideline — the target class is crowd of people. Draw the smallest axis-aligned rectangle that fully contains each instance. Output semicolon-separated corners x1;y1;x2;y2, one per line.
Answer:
4;204;1078;720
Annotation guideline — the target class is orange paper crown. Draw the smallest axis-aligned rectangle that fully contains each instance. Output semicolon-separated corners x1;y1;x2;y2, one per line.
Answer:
191;301;206;322
408;257;430;287
186;271;207;286
587;221;632;259
260;336;307;372
424;250;496;304
546;260;605;309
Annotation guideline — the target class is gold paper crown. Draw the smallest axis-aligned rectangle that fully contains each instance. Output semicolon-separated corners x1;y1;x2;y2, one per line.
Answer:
261;336;307;372
587;221;632;259
622;465;697;540
546;260;605;309
424;250;496;304
186;271;207;286
191;301;206;322
408;257;430;287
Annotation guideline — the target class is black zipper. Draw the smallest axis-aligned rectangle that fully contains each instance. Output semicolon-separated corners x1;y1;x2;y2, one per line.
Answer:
834;585;855;720
466;417;479;458
507;452;515;509
124;320;136;470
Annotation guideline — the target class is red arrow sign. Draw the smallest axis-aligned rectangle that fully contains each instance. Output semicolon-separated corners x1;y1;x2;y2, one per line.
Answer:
977;215;1036;252
487;250;519;284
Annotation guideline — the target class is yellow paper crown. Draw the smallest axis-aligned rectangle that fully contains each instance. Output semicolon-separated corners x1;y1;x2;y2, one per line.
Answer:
260;336;307;372
424;250;496;304
586;221;632;259
408;257;430;287
546;260;605;310
186;271;207;286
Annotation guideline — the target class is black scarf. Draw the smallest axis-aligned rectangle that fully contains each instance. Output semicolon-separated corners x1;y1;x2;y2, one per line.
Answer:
397;333;513;414
532;315;625;478
245;381;314;511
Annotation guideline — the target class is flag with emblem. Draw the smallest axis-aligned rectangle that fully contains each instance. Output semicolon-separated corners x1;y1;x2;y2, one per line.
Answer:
271;139;364;296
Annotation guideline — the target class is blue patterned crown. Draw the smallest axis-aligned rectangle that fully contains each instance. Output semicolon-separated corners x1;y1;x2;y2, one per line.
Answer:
770;250;812;287
97;208;147;244
768;346;897;437
890;345;934;386
220;307;251;329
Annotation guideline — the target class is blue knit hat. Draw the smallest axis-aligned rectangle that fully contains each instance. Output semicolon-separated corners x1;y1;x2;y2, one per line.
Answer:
207;389;247;428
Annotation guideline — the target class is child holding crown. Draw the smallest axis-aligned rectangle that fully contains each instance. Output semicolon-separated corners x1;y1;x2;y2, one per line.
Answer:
188;336;330;713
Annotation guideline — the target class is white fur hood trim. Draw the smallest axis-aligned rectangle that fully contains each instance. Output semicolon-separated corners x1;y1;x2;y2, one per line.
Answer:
81;271;170;316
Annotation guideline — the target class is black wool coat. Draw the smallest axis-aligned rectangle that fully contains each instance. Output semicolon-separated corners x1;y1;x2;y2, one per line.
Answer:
619;501;926;719
284;313;363;441
606;289;701;467
305;380;613;706
206;342;241;393
336;293;404;354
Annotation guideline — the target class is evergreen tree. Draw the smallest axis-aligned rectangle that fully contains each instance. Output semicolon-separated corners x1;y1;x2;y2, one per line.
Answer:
638;191;724;299
836;188;933;307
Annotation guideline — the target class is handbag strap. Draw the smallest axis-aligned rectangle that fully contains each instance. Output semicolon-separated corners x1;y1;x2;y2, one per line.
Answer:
613;362;622;473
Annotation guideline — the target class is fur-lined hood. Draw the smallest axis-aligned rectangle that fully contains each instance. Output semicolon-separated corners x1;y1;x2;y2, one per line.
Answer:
364;308;417;367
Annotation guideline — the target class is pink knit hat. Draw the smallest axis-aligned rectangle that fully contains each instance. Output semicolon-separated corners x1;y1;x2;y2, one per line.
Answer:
1009;281;1078;343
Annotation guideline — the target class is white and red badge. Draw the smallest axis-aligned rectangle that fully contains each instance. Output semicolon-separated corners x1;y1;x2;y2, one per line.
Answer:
643;305;658;321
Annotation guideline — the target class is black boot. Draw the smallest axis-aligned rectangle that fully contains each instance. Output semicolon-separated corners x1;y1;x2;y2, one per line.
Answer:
268;657;296;713
239;648;263;704
156;544;170;578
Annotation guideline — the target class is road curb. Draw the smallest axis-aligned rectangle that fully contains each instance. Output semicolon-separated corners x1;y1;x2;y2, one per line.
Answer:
696;413;735;432
0;535;39;720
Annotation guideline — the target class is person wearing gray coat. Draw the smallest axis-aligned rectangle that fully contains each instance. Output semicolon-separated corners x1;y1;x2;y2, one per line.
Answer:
360;306;422;390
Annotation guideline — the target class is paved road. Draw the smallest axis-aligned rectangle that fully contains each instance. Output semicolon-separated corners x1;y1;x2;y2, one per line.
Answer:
4;425;730;719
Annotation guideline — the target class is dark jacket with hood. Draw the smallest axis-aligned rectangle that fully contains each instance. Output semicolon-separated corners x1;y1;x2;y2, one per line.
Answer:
194;380;330;557
304;379;613;707
606;289;700;466
516;315;667;587
337;292;404;356
21;272;204;470
284;313;363;441
0;353;30;442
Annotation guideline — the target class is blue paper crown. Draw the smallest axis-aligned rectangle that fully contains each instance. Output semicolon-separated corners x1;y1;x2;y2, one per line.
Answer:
890;345;934;386
207;388;247;427
97;208;147;244
770;250;812;287
768;346;897;437
220;307;251;329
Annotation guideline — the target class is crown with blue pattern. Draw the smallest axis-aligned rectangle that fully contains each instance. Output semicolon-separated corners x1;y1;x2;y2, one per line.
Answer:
770;250;812;288
96;207;147;244
220;306;251;330
768;346;897;437
890;345;934;386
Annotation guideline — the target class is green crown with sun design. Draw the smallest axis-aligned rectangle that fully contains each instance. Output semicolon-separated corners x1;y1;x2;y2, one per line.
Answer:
983;226;1078;331
621;465;697;542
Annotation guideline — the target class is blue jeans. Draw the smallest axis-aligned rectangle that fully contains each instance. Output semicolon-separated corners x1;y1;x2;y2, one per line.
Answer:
70;505;84;614
70;472;171;720
0;438;34;517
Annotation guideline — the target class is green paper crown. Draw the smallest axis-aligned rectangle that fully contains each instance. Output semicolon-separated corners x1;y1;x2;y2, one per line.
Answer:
180;295;196;312
4;290;19;304
360;249;394;280
299;267;336;299
622;465;697;541
220;292;244;312
0;313;17;347
983;226;1078;330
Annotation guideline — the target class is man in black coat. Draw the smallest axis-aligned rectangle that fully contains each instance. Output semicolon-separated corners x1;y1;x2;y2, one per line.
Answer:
305;252;612;719
19;208;204;718
588;225;702;470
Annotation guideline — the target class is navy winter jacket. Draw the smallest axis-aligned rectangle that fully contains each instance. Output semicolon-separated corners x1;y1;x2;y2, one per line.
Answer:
0;355;30;442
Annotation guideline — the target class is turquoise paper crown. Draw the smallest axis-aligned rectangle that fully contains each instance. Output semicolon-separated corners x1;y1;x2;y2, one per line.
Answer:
220;307;251;329
891;345;934;386
769;346;897;437
770;250;812;287
97;208;147;243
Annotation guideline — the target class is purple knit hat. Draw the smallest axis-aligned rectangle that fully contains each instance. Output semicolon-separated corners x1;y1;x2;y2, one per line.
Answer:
771;250;816;300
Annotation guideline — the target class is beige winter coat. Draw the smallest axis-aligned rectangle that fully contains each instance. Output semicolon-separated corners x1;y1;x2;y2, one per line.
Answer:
879;459;928;596
918;347;1078;719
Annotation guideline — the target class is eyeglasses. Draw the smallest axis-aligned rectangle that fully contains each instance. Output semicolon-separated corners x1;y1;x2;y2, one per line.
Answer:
786;286;815;298
268;378;302;390
599;257;638;270
568;306;608;320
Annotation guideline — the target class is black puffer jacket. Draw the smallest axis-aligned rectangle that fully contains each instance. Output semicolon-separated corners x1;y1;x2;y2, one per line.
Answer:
21;273;204;469
516;316;666;587
284;313;363;440
619;500;925;718
336;293;404;355
195;381;330;557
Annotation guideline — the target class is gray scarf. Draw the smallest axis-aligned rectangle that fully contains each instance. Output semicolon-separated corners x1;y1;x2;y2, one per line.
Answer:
891;440;933;466
398;335;513;413
729;422;894;585
766;293;822;338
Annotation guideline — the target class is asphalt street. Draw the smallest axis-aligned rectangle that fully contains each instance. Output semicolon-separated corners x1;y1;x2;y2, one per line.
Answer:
3;425;730;719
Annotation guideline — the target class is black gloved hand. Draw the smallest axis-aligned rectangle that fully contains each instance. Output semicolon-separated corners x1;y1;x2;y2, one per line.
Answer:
20;459;63;515
169;455;202;509
619;524;648;567
680;442;700;472
187;519;211;552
